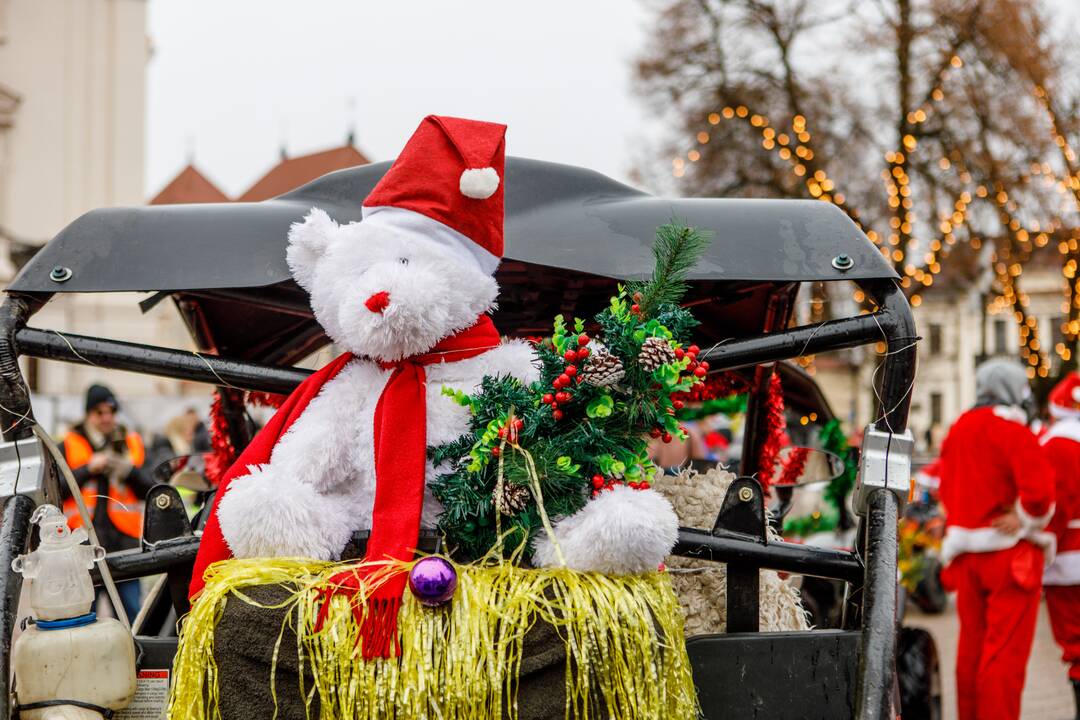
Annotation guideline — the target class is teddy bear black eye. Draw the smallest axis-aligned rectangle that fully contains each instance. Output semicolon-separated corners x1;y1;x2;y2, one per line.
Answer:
399;258;409;266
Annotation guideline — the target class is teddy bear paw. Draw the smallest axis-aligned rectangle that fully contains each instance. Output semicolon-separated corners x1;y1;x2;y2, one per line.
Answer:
531;486;678;575
217;464;353;560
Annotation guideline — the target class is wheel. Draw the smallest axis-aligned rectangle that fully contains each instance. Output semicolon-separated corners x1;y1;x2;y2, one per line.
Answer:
897;626;942;720
912;556;948;615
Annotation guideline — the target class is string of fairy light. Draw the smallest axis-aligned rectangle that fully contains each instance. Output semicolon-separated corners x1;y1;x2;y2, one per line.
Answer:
672;55;966;305
670;52;1080;377
1031;84;1080;365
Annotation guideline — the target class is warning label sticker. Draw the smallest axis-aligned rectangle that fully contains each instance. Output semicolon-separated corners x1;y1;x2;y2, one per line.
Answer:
115;669;170;719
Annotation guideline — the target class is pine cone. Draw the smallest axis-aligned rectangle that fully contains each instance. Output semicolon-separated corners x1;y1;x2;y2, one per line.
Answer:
493;482;531;516
637;336;677;371
580;350;625;386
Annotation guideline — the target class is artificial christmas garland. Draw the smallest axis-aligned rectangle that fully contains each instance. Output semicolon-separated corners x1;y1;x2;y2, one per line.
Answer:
430;223;711;559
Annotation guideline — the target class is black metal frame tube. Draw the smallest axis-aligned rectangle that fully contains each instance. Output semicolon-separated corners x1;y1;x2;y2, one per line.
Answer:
0;494;36;720
0;298;38;441
855;489;901;718
853;280;917;718
700;305;897;372
674;527;863;584
90;536;201;585
15;326;310;395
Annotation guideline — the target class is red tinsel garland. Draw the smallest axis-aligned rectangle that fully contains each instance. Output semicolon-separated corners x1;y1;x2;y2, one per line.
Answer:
754;373;786;493
205;388;288;484
776;446;810;487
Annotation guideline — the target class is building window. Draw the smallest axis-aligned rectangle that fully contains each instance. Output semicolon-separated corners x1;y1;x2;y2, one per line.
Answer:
928;323;943;356
994;319;1008;354
930;392;943;427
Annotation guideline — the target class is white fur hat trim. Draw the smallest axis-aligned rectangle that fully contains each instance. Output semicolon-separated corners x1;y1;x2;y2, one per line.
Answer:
459;167;500;199
1071;387;1080;402
361;205;500;275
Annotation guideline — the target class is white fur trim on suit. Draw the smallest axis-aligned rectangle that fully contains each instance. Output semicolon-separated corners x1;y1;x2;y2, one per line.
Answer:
531;486;679;575
942;525;1056;567
992;405;1028;425
1042;416;1080;444
1049;405;1080;419
459;167;500;199
361;206;500;275
943;497;1057;566
1045;550;1080;585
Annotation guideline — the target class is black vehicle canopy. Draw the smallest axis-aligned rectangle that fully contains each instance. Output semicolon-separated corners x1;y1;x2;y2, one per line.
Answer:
9;157;895;362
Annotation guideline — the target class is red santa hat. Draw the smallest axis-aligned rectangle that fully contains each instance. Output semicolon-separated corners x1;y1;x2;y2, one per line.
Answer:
1049;372;1080;418
361;115;506;275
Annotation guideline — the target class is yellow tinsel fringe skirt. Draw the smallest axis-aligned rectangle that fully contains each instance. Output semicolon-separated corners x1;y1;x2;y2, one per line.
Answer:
169;558;697;720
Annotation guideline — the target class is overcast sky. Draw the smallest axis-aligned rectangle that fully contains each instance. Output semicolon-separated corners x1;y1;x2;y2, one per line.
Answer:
146;1;1080;201
145;1;653;198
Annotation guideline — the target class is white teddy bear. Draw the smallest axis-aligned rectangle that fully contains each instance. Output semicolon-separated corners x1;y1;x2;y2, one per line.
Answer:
205;115;677;580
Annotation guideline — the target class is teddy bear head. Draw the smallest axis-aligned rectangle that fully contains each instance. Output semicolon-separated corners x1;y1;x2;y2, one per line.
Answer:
287;208;498;362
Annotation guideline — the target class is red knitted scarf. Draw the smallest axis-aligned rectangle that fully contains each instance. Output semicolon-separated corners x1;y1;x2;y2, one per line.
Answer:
190;317;501;659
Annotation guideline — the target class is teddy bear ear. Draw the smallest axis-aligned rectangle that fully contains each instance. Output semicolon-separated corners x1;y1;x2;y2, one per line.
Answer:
287;208;338;292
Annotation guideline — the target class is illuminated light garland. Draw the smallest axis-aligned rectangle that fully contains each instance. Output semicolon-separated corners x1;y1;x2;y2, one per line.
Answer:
674;106;857;232
667;49;1067;332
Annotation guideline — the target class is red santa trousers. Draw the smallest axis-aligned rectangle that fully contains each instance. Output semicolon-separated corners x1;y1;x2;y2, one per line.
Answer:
1046;585;1080;682
949;541;1043;720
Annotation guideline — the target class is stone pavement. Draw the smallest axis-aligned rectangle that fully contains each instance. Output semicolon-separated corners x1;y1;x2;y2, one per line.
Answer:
907;598;1075;719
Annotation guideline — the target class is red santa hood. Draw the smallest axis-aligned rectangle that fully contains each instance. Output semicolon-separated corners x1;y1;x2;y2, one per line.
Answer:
362;115;506;275
1049;372;1080;419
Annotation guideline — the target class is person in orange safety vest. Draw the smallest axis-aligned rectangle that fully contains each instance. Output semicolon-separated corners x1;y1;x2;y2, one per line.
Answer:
61;384;153;622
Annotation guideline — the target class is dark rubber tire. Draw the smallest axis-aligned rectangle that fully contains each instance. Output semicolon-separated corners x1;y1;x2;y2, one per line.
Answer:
897;626;943;720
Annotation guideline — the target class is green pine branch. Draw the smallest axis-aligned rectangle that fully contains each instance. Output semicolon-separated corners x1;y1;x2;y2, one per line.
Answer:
628;221;713;316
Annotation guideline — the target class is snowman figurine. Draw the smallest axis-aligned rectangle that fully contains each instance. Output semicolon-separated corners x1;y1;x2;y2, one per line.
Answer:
13;504;104;621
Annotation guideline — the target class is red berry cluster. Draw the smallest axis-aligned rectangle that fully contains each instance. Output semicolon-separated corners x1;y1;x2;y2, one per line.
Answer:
491;417;526;457
541;333;591;421
630;291;643;316
648;344;708;441
674;344;708;378
589;473;652;498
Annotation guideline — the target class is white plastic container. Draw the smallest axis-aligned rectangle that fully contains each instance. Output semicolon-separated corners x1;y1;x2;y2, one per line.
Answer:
10;505;137;718
13;619;137;719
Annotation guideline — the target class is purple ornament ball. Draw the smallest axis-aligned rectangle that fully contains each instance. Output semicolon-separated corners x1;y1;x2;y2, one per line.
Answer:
408;557;458;607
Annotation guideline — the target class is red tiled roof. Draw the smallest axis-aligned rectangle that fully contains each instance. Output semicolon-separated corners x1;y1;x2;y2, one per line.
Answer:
150;164;229;205
237;145;370;202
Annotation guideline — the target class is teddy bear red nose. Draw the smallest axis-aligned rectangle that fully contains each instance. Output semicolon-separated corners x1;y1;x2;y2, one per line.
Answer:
365;291;391;314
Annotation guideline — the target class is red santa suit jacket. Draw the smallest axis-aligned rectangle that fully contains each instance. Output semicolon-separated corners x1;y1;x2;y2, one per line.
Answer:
938;405;1056;566
1043;416;1080;585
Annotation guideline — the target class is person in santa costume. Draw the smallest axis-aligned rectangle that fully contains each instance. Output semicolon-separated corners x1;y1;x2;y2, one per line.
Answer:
938;358;1056;720
1042;372;1080;718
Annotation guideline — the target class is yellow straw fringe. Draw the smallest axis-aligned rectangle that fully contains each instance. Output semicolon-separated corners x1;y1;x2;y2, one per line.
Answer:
169;557;697;720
